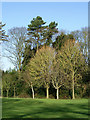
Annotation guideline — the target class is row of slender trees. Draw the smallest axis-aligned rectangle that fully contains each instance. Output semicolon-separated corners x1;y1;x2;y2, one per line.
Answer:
0;16;89;99
23;41;87;99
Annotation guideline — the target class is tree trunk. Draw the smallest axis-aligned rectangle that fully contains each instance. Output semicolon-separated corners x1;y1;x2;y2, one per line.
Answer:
7;90;8;98
14;87;15;98
46;87;49;99
72;79;75;99
31;86;34;99
56;88;59;99
72;71;75;99
72;80;75;99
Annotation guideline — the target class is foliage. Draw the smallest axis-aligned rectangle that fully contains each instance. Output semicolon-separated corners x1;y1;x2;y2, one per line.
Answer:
22;44;36;71
2;70;25;97
71;27;88;63
44;21;58;46
57;39;86;99
27;46;55;88
51;53;67;99
52;32;74;50
1;16;89;99
2;73;12;97
27;16;47;51
25;46;55;98
0;22;8;42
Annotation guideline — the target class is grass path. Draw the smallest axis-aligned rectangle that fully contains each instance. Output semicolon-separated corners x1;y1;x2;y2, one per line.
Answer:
2;98;89;118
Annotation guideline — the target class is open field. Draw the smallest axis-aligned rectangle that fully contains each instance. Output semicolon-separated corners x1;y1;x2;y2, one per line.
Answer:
2;98;89;119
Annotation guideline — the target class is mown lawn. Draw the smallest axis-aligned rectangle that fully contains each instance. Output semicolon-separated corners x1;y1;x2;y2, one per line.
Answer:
2;98;89;118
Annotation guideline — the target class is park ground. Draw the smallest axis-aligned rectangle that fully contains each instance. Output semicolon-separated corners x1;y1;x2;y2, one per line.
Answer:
2;98;89;119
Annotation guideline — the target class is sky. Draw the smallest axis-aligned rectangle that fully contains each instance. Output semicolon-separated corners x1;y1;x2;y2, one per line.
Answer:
1;2;88;71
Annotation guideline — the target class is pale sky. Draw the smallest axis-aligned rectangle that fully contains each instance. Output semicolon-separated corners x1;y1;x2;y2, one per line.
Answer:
1;1;88;71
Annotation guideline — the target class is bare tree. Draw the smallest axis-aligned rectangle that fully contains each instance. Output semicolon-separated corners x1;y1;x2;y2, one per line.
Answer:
4;27;27;72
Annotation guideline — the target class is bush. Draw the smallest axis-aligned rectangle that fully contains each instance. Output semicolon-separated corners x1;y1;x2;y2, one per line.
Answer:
49;94;55;99
18;92;31;98
35;93;46;98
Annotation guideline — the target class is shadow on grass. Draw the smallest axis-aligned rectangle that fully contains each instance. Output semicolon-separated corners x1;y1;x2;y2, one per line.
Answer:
2;98;89;119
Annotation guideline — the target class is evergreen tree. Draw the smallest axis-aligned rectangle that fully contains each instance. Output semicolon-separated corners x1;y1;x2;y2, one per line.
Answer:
0;22;8;42
44;21;58;46
27;16;47;51
52;32;74;50
22;44;36;71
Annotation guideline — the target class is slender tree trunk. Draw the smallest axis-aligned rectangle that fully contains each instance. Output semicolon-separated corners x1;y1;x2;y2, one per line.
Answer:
7;89;8;98
72;71;75;99
32;90;34;99
46;87;49;99
31;85;34;99
14;87;15;98
72;80;75;99
56;88;59;99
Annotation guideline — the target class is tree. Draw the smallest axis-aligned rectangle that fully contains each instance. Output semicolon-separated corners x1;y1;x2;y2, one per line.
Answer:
4;27;27;72
0;22;8;67
52;32;74;50
2;73;12;97
44;21;58;46
26;46;55;98
0;22;8;42
27;16;47;52
10;69;19;98
58;39;86;99
0;69;2;97
71;27;88;63
22;44;36;71
51;54;66;99
23;69;35;99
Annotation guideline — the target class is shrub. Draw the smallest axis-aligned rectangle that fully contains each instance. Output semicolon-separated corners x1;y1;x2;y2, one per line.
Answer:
18;92;31;98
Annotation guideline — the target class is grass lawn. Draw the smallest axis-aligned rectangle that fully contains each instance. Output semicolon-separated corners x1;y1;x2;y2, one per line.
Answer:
2;98;89;119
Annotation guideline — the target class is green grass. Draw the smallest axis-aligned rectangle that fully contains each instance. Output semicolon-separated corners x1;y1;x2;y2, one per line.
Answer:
2;98;89;118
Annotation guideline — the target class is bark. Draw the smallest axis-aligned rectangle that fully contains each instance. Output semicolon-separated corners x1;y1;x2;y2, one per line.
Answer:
56;88;59;99
72;71;75;99
72;79;75;99
31;85;34;99
46;87;49;99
